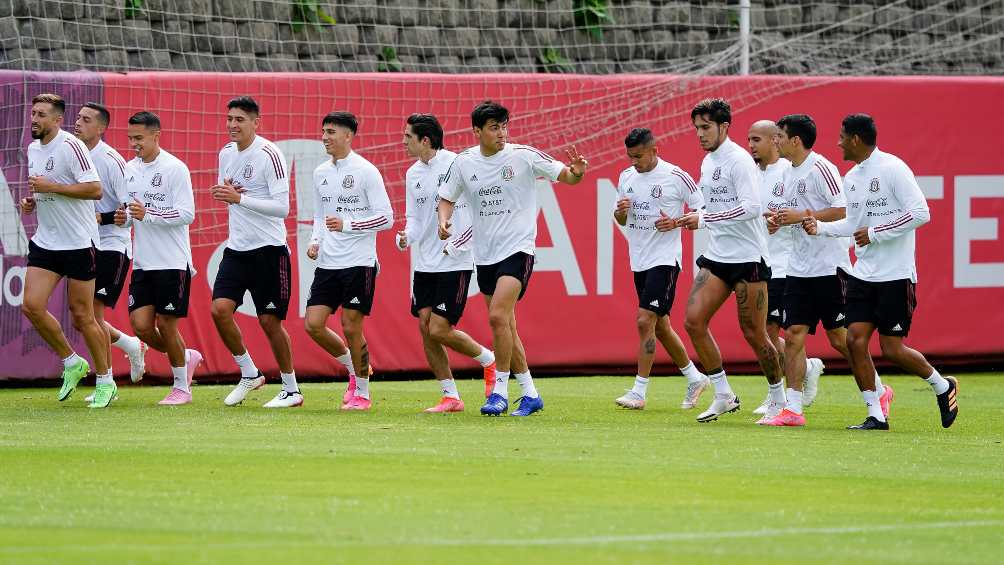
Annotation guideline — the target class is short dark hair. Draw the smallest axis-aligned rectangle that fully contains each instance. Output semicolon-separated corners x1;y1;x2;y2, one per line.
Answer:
842;113;877;146
82;102;111;126
227;96;260;116
776;114;817;149
322;111;358;134
128;111;161;130
691;98;731;125
624;128;655;148
471;100;509;129
406;113;444;150
32;93;65;114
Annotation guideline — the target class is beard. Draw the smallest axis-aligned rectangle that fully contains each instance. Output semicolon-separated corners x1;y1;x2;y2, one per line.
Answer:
30;127;45;140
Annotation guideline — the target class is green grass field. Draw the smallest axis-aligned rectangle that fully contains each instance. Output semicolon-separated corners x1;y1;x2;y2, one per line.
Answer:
1;374;1001;564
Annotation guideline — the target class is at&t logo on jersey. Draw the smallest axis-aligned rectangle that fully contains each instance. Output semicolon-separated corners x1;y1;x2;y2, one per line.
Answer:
342;174;355;189
772;182;784;197
870;178;881;192
151;173;163;187
242;163;254;179
501;165;514;181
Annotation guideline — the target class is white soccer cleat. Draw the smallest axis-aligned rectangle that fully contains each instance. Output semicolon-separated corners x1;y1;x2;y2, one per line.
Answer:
803;357;825;407
755;401;783;424
263;389;304;408
680;376;710;409
615;391;646;410
224;373;266;406
752;392;772;415
127;341;148;383
696;393;740;422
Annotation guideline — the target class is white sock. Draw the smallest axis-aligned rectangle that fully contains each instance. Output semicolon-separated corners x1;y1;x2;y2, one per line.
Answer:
172;366;189;393
769;381;785;406
95;370;114;385
679;361;704;383
280;372;298;393
335;352;356;377
233;351;258;379
630;375;649;398
925;368;950;395
111;333;141;356
514;371;538;399
785;388;803;414
63;353;83;368
874;372;884;392
492;369;510;398
862;389;885;421
440;378;460;399
709;370;733;396
355;376;370;399
473;347;495;367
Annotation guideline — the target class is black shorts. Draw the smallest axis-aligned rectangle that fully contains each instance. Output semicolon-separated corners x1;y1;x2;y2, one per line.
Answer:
27;240;95;281
633;265;680;317
307;265;377;315
128;268;192;317
696;255;771;288
411;270;473;325
476;252;534;300
783;271;848;334
94;250;130;308
767;277;786;325
212;245;292;319
845;275;917;337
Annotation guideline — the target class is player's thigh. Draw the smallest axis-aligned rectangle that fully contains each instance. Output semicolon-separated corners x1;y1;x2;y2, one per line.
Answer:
488;276;521;317
129;305;157;334
734;280;768;332
685;268;731;324
65;277;96;315
304;304;334;332
23;266;63;310
340;307;366;336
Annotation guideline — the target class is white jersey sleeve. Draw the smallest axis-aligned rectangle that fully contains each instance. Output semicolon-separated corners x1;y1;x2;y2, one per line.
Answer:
868;159;930;243
704;156;761;225
343;163;392;233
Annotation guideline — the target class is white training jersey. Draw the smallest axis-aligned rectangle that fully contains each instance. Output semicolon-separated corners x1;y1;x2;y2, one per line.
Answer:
785;151;852;278
697;138;769;264
616;158;705;272
438;143;564;266
90;140;131;256
124;149;196;272
27;129;101;250
817;148;930;283
310;151;393;269
759;158;795;279
403;149;475;273
218;135;289;251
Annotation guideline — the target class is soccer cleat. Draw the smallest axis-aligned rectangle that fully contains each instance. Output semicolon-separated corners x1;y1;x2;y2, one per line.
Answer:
696;393;740;423
184;349;203;386
761;408;806;427
424;397;465;413
84;391;120;403
847;416;889;430
480;392;509;416
680;376;710;409
755;402;783;425
936;376;959;428
341;395;371;411
483;361;496;398
511;395;544;417
158;388;192;405
752;392;772;415
803;357;824;407
57;358;90;401
615;390;646;410
879;384;895;419
88;382;118;408
263;390;304;408
128;341;148;383
224;373;266;406
342;374;356;405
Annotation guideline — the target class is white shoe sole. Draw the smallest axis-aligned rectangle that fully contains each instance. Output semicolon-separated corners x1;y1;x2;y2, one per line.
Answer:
696;397;741;422
224;377;266;406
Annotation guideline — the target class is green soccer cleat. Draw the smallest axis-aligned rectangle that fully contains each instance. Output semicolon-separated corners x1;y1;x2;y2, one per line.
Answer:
57;359;90;402
88;381;118;409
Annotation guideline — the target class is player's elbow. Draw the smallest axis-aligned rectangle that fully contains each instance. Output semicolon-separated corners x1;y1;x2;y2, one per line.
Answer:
87;182;102;200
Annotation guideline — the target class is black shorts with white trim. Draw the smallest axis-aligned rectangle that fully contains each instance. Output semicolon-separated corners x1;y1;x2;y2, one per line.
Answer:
411;270;473;326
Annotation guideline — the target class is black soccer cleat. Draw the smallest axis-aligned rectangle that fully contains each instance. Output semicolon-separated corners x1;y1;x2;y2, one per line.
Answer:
936;376;959;429
847;416;889;430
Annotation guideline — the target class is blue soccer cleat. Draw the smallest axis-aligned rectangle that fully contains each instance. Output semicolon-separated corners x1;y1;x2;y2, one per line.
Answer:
480;393;509;416
510;395;544;417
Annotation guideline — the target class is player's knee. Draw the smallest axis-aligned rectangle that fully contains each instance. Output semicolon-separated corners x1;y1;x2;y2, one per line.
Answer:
878;338;903;360
20;300;44;322
257;315;281;334
303;317;325;338
210;301;233;322
487;310;509;331
69;307;93;331
740;325;766;347
428;318;452;342
636;312;656;334
683;314;705;336
846;331;868;353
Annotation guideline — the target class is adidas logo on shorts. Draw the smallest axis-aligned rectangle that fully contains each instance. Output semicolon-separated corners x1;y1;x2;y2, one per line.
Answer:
649;300;659;307
164;303;175;311
266;302;276;309
835;313;846;321
349;297;361;304
437;303;447;311
892;323;903;331
770;309;780;316
97;288;107;295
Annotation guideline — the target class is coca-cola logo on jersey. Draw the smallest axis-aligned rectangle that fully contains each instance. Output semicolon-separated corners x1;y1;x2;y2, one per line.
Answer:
712;167;721;180
870;178;880;192
797;179;807;195
501;165;514;181
143;191;166;202
772;182;784;197
650;185;662;198
342;175;354;189
242;164;253;179
478;186;503;196
45;157;54;171
151;173;162;187
337;194;360;204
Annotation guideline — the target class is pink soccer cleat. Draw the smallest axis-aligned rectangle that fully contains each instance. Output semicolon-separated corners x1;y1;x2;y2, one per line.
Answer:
879;384;894;418
185;349;203;386
341;395;371;411
424;397;465;413
342;375;357;405
762;408;806;427
158;388;192;405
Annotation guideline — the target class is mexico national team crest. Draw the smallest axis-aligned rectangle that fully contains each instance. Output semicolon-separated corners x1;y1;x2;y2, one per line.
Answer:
151;173;162;187
501;165;514;181
772;182;784;197
242;163;254;179
870;178;880;192
797;179;807;195
650;185;662;198
342;174;355;189
712;167;721;181
45;156;54;171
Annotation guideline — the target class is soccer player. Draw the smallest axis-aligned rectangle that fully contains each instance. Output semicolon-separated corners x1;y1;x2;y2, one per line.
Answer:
304;111;392;411
611;128;708;410
73;103;148;402
437;100;588;417
117;111;202;405
209;97;300;408
676;98;783;423
18;93;113;407
803;113;957;430
397;113;496;412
